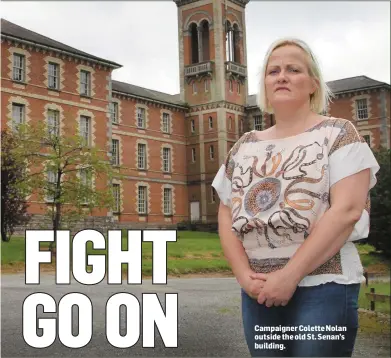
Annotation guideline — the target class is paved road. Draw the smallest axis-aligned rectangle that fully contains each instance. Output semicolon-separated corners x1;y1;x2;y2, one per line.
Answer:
1;273;390;357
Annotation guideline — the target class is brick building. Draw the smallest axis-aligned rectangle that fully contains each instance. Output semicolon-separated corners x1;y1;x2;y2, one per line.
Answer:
1;0;390;229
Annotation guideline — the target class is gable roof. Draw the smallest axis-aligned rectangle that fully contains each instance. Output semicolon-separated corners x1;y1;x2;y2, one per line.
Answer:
112;80;187;108
1;18;122;68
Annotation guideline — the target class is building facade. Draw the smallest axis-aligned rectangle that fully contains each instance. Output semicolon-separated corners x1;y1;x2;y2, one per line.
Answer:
1;0;390;229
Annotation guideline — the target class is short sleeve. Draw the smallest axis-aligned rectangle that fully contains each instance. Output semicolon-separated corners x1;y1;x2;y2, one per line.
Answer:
328;120;380;242
328;120;380;190
211;132;249;207
211;149;234;208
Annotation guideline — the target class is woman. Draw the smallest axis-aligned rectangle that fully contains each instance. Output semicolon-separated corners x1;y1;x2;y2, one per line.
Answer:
211;38;380;357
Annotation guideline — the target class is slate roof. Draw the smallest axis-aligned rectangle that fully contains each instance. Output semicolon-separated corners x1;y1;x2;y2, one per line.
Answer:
1;18;122;68
112;80;187;107
246;76;390;108
326;75;390;93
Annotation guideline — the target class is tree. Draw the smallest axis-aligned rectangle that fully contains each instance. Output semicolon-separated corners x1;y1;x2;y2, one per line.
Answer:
1;130;31;241
367;146;391;257
15;120;118;253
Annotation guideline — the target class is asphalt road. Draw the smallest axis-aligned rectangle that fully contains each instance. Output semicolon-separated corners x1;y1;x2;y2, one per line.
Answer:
1;273;390;357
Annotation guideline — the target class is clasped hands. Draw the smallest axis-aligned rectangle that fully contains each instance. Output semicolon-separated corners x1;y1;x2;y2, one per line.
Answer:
243;268;300;307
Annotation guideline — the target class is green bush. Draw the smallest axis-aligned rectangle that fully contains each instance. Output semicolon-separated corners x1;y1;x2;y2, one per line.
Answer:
367;147;391;257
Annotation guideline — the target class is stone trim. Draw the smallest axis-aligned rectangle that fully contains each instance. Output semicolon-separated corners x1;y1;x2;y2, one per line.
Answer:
226;11;242;31
135;103;149;129
135;138;150;170
135;181;151;214
161;143;174;173
43;103;65;136
76;64;95;97
160;109;174;134
161;183;176;215
43;56;65;91
77;109;96;146
113;129;186;145
7;95;31;130
8;46;31;84
183;11;213;30
351;94;372;121
1;87;107;112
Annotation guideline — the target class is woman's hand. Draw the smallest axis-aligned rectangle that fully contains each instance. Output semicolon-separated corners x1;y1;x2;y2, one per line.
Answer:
239;271;268;300
250;268;300;307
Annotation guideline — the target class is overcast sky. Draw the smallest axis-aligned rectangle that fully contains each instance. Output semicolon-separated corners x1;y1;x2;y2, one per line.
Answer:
1;1;390;95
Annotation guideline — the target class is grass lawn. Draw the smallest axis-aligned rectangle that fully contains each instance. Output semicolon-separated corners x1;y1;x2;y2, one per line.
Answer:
2;232;390;315
358;281;390;315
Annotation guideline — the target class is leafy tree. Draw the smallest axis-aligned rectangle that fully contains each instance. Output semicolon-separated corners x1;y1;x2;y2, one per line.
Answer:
14;120;118;253
367;147;391;257
1;130;31;241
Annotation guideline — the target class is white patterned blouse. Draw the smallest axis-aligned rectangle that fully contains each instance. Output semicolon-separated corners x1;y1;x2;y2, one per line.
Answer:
212;117;380;287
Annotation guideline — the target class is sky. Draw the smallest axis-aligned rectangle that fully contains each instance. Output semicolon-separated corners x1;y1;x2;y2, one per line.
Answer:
1;1;390;96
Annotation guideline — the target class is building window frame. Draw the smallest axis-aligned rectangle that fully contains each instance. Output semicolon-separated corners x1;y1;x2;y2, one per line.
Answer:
138;185;147;214
137;143;146;170
80;70;91;97
163;188;172;215
356;98;369;120
13;53;25;82
48;62;59;90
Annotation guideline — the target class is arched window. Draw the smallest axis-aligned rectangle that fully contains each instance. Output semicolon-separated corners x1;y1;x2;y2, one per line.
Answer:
190;23;199;64
232;24;240;63
201;20;210;61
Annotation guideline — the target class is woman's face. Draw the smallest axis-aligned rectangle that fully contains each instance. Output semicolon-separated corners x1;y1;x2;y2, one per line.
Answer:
264;45;317;111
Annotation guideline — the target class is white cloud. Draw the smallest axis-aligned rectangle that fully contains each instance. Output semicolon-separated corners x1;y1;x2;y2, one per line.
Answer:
1;1;389;96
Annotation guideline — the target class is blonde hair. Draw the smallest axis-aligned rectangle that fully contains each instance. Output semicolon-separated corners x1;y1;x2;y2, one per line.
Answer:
257;37;334;114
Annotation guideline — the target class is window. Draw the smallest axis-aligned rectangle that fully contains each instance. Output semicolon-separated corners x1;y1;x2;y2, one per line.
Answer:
46;170;57;202
111;102;118;124
254;115;262;131
191;148;196;162
163;147;171;172
47;109;60;136
239;118;244;133
80;70;90;96
137;107;146;128
237;82;240;94
356;99;368;120
80;116;91;145
228;116;232;130
112;139;119;165
363;135;371;147
162;113;170;133
13;54;25;82
211;187;216;203
192;82;197;94
79;168;92;203
204;79;209;92
191;119;195;133
12;103;24;131
138;186;147;214
229;80;233;92
208;116;213;129
163;188;172;215
48;63;59;90
209;145;214;160
113;184;120;213
138;143;146;169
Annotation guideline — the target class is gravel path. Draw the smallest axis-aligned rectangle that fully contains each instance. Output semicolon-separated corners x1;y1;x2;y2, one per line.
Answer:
1;273;389;357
